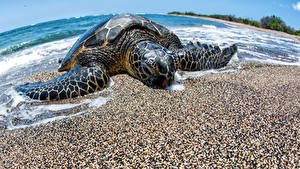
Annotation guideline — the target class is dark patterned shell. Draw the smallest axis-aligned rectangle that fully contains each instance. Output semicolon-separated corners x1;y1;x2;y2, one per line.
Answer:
59;14;171;71
84;14;171;47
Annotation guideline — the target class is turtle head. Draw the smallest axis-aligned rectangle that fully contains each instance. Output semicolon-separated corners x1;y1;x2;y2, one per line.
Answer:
137;42;176;89
142;57;175;89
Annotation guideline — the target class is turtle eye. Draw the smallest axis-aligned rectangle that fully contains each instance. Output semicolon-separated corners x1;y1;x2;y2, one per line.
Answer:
58;58;62;64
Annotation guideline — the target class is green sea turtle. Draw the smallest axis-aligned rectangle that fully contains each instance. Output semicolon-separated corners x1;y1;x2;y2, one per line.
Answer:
16;14;237;100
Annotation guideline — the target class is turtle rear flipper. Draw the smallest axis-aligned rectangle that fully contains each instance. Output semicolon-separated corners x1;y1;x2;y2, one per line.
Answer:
177;42;237;71
16;65;110;100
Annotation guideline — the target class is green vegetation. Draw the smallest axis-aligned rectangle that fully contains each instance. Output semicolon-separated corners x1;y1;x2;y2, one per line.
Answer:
209;14;262;28
260;15;295;34
168;11;300;36
294;30;300;36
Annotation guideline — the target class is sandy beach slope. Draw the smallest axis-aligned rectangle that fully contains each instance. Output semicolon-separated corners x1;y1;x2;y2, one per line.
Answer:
174;14;300;41
0;63;299;168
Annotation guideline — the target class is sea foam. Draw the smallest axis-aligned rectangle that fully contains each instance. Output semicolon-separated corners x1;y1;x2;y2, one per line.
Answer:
0;37;78;75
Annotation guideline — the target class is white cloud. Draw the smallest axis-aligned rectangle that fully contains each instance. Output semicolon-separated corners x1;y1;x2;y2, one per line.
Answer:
293;1;300;11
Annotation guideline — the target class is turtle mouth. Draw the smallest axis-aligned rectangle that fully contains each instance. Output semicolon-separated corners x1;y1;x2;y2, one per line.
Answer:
143;74;175;89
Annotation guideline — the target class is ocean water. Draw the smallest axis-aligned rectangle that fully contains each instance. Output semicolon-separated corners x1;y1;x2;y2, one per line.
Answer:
0;14;299;130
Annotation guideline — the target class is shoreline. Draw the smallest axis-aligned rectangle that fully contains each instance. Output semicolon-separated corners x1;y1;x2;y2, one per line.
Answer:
171;14;300;41
0;63;299;167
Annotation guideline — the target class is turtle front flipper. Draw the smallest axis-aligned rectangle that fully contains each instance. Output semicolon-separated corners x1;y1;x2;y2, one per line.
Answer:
15;65;110;100
176;42;237;71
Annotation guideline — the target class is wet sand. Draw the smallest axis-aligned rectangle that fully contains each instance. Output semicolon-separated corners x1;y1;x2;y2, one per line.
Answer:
0;63;299;168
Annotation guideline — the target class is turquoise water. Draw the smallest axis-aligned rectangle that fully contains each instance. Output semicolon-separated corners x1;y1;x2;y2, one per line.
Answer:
0;14;299;130
0;14;226;56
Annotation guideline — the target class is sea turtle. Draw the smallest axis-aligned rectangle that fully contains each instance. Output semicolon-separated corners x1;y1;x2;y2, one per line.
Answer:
16;14;237;100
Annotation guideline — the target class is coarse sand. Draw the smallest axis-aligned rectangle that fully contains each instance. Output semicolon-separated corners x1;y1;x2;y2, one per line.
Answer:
0;63;299;168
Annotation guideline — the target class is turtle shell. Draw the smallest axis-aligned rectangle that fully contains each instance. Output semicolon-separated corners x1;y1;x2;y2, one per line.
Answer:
84;14;171;47
59;14;171;72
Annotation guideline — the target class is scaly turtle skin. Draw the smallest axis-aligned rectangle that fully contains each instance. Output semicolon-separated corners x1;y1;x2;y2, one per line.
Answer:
16;14;237;100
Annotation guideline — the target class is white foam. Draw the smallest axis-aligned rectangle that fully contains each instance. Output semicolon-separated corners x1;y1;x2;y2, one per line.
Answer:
170;25;300;66
0;104;7;116
228;53;241;67
0;52;43;75
178;69;218;80
87;96;109;108
202;25;217;29
0;87;29;119
0;84;111;130
166;82;184;91
37;103;79;111
239;49;300;66
243;57;300;66
5;95;110;130
0;37;78;75
166;72;185;91
8;115;67;130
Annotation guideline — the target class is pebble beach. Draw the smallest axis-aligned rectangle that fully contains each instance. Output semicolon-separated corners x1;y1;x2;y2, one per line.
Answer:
0;63;299;168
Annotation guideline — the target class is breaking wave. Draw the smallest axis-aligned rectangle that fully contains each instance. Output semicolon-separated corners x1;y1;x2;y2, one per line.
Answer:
0;30;84;56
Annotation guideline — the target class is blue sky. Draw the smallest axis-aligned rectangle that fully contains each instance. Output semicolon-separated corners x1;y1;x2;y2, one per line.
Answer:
1;0;300;33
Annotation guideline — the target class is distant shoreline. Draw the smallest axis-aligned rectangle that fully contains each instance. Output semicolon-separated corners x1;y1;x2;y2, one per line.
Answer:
170;14;300;41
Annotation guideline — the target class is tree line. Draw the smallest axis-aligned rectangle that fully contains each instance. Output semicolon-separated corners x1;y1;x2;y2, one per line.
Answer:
168;12;300;36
